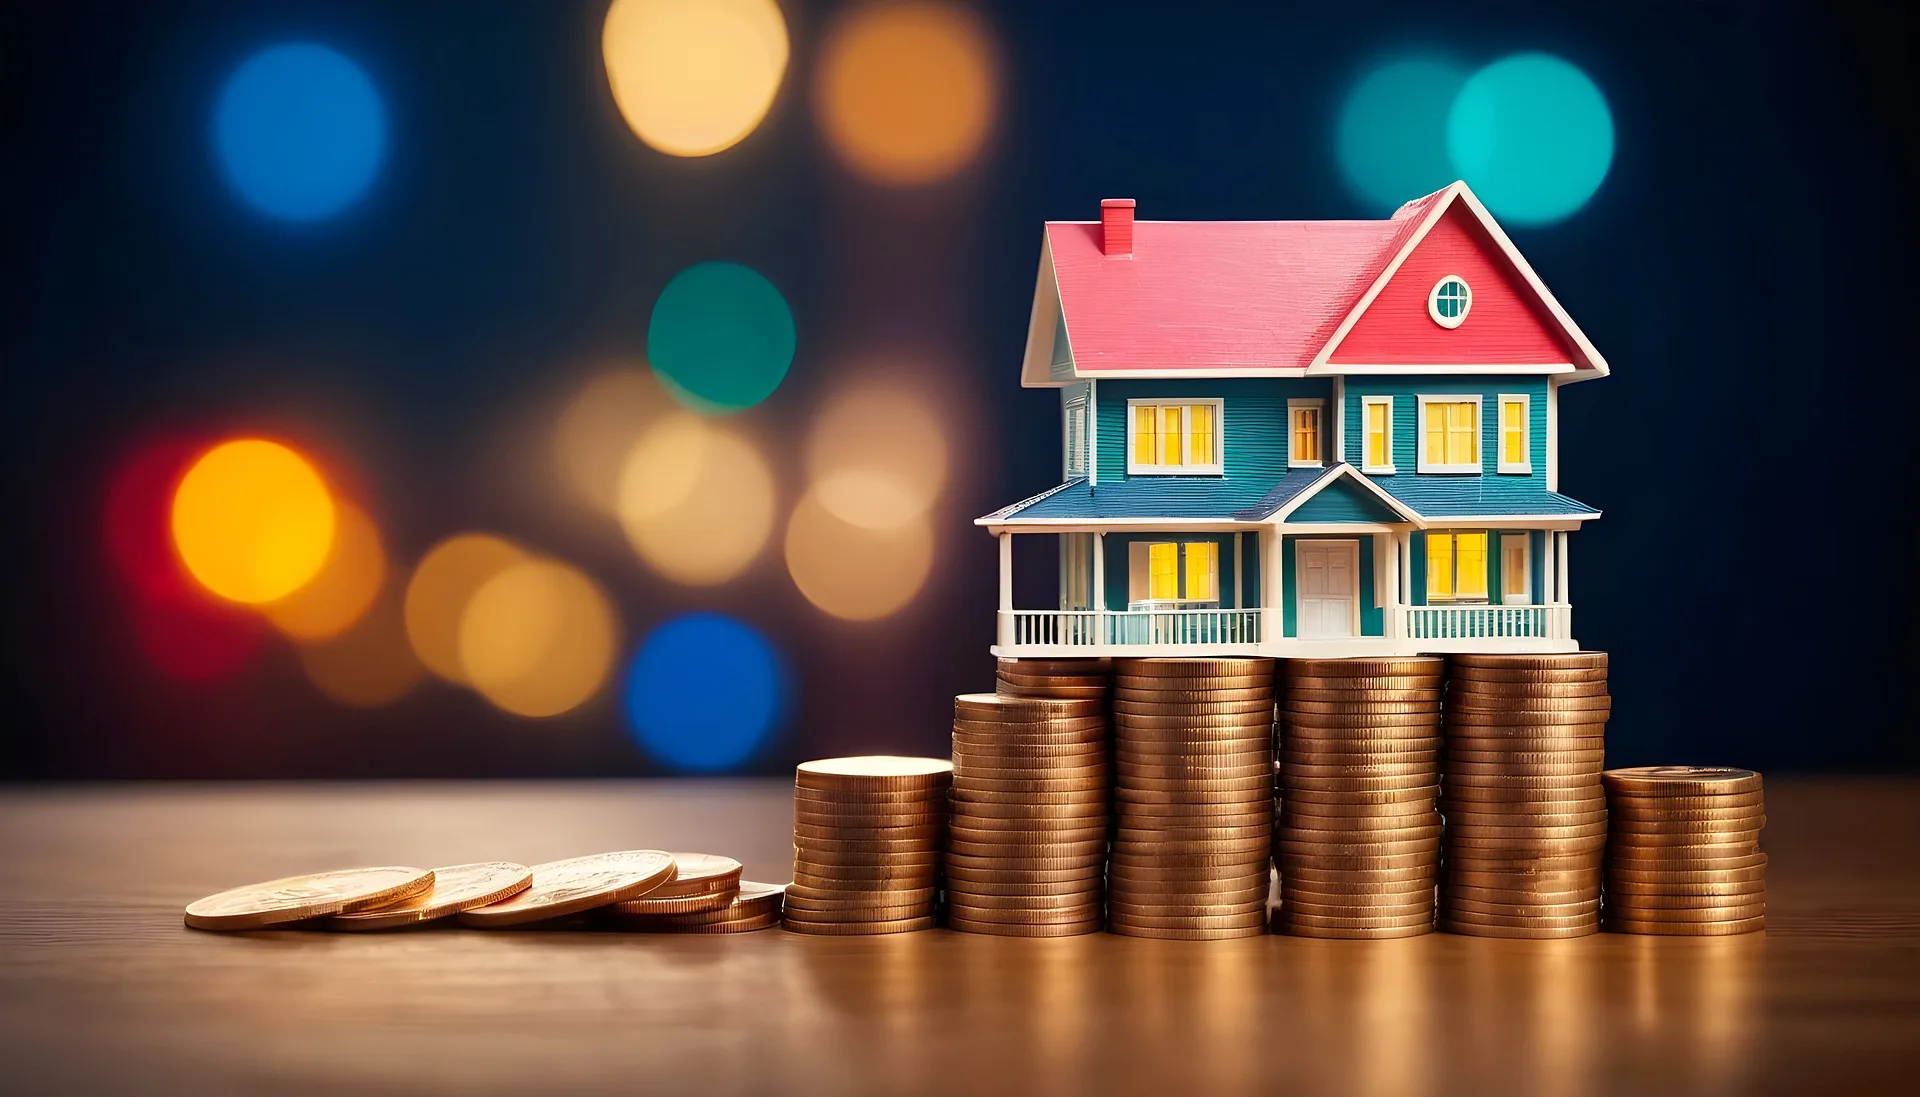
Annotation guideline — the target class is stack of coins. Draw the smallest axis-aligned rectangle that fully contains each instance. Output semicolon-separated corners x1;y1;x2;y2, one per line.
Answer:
607;881;788;934
1603;766;1766;935
1273;657;1444;939
608;853;744;916
1108;658;1275;940
996;658;1111;700
785;757;951;935
1439;652;1611;939
946;693;1109;937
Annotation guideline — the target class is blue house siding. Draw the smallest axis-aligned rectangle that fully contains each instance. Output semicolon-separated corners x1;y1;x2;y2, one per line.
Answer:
1340;377;1565;517
1287;478;1403;523
1280;535;1382;638
1094;378;1332;487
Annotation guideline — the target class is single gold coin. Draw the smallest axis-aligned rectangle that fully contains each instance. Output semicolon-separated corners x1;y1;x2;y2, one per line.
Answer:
1605;900;1768;922
1284;711;1443;730
1105;910;1269;931
1447;692;1613;712
1607;817;1765;837
1286;687;1440;704
946;891;1105;913
796;756;954;793
1604;803;1767;824
608;889;738;916
318;862;532;931
1283;675;1445;692
1116;656;1275;677
1606;859;1767;885
945;880;1105;901
952;714;1110;733
947;915;1104;937
1281;772;1437;793
1444;748;1607;766
1443;773;1604;791
616;911;783;934
1448;679;1611;698
1280;898;1435;921
1443;894;1601;919
995;682;1109;700
1110;921;1269;940
1272;850;1437;872
612;880;786;926
942;864;1104;886
956;692;1104;719
1603;883;1765;905
1443;709;1611;728
1450;652;1608;671
1113;684;1273;703
1604;914;1765;936
1440;919;1597;940
793;784;949;806
1284;785;1438;806
1281;761;1439;781
1602;766;1763;797
185;866;436;931
782;915;936;935
1274;908;1434;930
1439;908;1600;931
995;669;1109;687
1274;918;1431;940
943;906;1104;928
1447;664;1609;683
1283;657;1445;677
457;851;677;928
999;657;1111;676
954;758;1110;778
1289;699;1442;716
1443;882;1597;907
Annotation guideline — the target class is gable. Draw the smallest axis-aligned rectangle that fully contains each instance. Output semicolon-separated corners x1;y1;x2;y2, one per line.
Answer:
1327;203;1576;366
1287;476;1405;524
1048;301;1074;381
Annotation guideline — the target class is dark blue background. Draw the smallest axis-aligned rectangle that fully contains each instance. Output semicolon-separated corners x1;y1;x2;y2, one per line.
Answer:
6;0;1915;778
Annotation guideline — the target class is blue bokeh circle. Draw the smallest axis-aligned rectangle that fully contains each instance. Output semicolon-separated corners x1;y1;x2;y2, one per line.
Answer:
1446;52;1614;226
625;612;787;772
1336;58;1467;213
212;42;387;222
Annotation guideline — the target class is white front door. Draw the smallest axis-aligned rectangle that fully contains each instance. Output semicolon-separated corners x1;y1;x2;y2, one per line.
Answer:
1297;539;1357;639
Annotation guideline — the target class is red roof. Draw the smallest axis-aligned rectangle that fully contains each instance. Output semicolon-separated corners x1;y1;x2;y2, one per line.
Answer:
1046;189;1447;373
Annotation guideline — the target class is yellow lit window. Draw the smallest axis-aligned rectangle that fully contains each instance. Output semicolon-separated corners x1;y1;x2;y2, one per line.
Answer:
1364;399;1391;470
1290;403;1322;466
1129;403;1219;471
1426;531;1489;601
1149;542;1178;601
1423;400;1479;470
1499;396;1529;472
1183;541;1217;601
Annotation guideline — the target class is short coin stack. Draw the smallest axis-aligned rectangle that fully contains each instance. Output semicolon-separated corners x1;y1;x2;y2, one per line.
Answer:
996;657;1111;701
1108;658;1275;940
1603;766;1767;935
1273;657;1444;939
1439;652;1611;939
785;756;951;935
946;692;1109;936
609;880;788;934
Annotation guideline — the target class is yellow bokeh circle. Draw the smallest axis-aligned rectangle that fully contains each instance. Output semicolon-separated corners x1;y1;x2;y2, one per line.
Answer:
806;382;948;530
170;439;336;604
553;367;673;516
602;0;790;157
264;499;386;640
300;587;425;708
457;559;618;718
785;485;934;621
616;413;775;585
815;0;997;185
403;533;531;683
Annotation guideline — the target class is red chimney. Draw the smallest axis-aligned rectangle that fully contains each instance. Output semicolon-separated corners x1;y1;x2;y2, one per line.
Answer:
1100;198;1135;258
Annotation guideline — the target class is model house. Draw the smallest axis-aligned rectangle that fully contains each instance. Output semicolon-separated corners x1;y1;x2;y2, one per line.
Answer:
979;181;1606;657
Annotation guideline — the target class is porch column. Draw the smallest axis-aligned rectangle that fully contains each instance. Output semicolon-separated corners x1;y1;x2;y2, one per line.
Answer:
1232;532;1243;610
1557;532;1571;603
1092;532;1105;613
1542;533;1557;603
998;532;1013;647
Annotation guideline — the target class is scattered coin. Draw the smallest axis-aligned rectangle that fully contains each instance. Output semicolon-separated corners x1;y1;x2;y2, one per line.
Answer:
457;851;677;928
185;865;436;931
318;862;533;931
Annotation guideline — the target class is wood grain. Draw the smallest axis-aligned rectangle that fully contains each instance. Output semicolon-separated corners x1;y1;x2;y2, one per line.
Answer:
1;778;1917;1096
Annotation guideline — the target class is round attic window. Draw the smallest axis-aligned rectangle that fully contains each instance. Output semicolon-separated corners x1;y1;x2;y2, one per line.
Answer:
1428;276;1471;329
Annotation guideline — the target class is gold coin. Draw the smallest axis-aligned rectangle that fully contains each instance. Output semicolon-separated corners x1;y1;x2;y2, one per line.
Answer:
999;657;1111;676
942;863;1104;885
995;667;1110;685
1282;745;1441;764
1607;817;1765;837
791;816;944;838
1439;907;1600;930
792;856;938;880
1448;679;1611;698
1108;858;1271;880
1283;657;1445;677
1285;711;1443;730
1444;737;1609;758
1443;773;1603;791
1107;920;1269;940
1604;843;1763;865
1117;770;1271;790
795;756;954;793
1280;824;1442;846
1114;705;1275;723
1606;900;1767;922
1444;748;1607;766
1280;898;1434;921
943;906;1105;927
957;692;1105;719
1443;808;1609;828
795;832;944;852
1280;761;1438;780
1447;664;1608;683
1603;883;1765;904
617;912;784;934
1116;656;1275;678
1113;786;1271;805
1604;803;1766;823
949;838;1106;861
1272;850;1436;872
941;802;1109;823
1443;709;1610;728
953;790;1107;812
1110;880;1270;902
945;874;1104;895
783;893;936;916
1450;652;1608;670
794;784;949;806
1285;688;1441;705
622;880;786;923
952;774;1110;795
1272;917;1431;939
1439;920;1596;939
1116;753;1272;774
946;890;1105;913
1273;908;1434;930
641;853;743;898
1444;893;1601;918
1603;766;1763;797
1280;808;1442;830
1114;679;1273;697
1441;789;1602;809
607;887;738;916
1281;870;1439;893
1105;909;1269;930
1113;839;1272;860
1603;915;1764;936
1444;881;1597;905
946;853;1103;875
311;863;529;931
781;915;937;935
1108;900;1267;921
1284;675;1445;692
954;755;1110;775
952;713;1110;732
1283;785;1436;806
1280;798;1439;820
1447;691;1613;712
946;807;1108;828
457;851;677;928
1282;881;1436;904
184;865;436;931
947;915;1104;937
996;683;1109;700
1276;838;1440;860
1606;860;1767;885
1281;772;1436;793
1443;868;1601;890
949;823;1109;845
1288;700;1442;716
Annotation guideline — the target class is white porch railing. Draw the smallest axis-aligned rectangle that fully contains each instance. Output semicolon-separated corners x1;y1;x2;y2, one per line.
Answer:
1401;602;1572;641
1003;608;1265;649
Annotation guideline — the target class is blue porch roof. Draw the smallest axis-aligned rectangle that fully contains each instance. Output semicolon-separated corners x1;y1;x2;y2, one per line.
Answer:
980;476;1277;522
1374;478;1600;519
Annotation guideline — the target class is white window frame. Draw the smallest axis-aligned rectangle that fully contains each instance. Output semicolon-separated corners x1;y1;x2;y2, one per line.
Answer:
1496;393;1531;475
1127;540;1221;608
1500;532;1532;606
1287;398;1326;469
1416;394;1483;474
1125;398;1224;476
1425;529;1491;604
1063;397;1088;478
1428;275;1472;329
1360;395;1396;475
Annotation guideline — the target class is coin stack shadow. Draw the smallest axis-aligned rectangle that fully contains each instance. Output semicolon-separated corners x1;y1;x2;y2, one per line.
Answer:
1108;657;1275;940
785;758;952;935
1439;652;1611;939
1602;767;1767;935
1273;657;1444;939
996;657;1112;701
946;692;1109;936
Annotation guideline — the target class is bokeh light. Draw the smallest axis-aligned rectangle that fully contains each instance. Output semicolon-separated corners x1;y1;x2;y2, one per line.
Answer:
1447;52;1614;225
403;533;530;683
458;559;617;718
299;585;424;707
105;437;207;601
601;0;789;157
784;485;934;621
171;439;336;605
647;261;795;413
805;381;948;529
815;0;997;186
263;499;385;640
616;413;776;585
626;612;786;771
1336;57;1466;213
553;367;674;516
130;593;266;682
213;42;387;222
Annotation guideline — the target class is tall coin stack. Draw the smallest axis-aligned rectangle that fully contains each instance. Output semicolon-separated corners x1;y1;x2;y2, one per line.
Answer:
1273;657;1444;939
1108;658;1275;940
946;692;1109;937
785;756;952;936
996;657;1111;700
1439;652;1611;939
1603;766;1767;935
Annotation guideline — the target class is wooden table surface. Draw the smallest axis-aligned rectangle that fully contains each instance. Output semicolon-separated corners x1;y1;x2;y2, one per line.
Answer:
1;778;1917;1096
